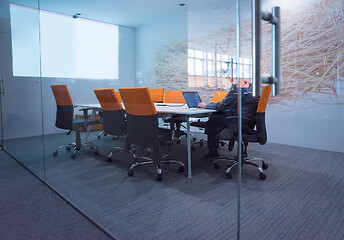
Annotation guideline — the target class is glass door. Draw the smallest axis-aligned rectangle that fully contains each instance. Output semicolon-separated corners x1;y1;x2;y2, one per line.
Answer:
0;0;8;150
0;0;45;179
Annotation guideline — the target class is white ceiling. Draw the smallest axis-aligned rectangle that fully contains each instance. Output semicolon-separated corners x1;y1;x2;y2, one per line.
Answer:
6;0;291;27
9;0;221;27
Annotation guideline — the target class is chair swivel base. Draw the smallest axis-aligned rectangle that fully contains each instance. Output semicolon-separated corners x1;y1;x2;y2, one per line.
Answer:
106;146;151;162
128;155;185;181
213;156;268;180
53;142;99;159
97;131;121;140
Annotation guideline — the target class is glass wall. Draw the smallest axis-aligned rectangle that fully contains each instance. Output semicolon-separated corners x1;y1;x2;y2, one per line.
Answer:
0;0;45;179
241;0;344;239
0;0;257;238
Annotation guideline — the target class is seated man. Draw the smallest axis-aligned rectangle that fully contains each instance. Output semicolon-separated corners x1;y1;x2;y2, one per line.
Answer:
197;85;259;158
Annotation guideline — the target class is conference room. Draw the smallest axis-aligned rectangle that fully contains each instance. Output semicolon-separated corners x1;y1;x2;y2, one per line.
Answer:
0;0;343;239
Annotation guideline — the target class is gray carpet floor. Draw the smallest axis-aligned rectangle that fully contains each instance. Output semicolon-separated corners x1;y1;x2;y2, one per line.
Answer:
2;130;344;240
0;151;112;240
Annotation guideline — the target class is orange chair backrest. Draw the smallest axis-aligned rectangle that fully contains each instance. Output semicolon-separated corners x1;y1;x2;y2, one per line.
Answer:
211;91;228;103
94;88;123;111
149;88;164;103
164;91;185;103
257;85;272;113
50;84;73;106
119;87;157;116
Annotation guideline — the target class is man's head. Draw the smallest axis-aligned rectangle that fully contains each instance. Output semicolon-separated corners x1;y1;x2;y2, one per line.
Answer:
230;84;251;93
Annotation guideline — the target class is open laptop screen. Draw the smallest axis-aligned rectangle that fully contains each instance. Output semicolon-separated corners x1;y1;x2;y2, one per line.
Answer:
182;92;202;108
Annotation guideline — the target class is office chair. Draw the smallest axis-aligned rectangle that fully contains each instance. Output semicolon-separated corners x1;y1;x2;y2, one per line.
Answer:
164;90;186;103
190;91;228;147
149;88;164;103
96;91;123;140
211;91;228;103
94;89;127;162
119;87;185;181
213;85;271;180
50;85;99;159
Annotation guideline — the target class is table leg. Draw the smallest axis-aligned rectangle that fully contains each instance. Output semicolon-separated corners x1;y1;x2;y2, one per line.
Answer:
187;116;192;178
85;109;97;142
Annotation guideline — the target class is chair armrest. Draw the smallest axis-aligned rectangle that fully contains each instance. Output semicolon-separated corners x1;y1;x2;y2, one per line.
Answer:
225;116;238;120
79;107;100;111
78;107;101;122
163;115;174;122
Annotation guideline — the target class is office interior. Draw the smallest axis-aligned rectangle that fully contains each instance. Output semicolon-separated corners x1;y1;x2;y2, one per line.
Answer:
0;0;343;239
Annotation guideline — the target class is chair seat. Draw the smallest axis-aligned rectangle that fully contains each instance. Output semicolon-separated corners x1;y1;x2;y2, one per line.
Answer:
190;121;206;128
218;128;259;143
163;115;188;124
72;118;100;128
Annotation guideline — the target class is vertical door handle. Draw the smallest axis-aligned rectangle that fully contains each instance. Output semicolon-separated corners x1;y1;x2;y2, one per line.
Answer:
252;0;281;96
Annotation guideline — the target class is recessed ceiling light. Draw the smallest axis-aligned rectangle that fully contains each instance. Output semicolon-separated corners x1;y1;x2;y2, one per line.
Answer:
179;3;186;6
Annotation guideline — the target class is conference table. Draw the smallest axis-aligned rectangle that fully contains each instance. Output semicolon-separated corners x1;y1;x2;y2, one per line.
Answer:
76;103;216;178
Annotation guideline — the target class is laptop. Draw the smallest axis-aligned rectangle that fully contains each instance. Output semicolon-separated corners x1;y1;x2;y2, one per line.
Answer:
182;92;202;108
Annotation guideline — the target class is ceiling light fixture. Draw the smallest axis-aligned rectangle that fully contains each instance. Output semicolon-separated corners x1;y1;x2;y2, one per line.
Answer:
179;3;186;6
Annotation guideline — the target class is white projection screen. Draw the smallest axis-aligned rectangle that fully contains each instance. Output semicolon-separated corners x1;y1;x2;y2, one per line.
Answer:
10;4;119;79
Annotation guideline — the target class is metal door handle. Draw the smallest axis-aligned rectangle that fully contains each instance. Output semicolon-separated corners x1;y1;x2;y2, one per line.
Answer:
252;0;281;96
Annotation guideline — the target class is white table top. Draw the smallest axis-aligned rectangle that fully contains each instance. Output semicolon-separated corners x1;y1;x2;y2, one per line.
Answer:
76;103;216;116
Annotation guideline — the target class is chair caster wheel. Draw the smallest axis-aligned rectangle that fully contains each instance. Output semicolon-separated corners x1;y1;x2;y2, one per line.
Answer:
71;154;76;159
177;140;181;144
226;172;232;179
97;136;101;139
178;166;185;172
53;151;58;157
94;149;99;155
128;169;134;177
200;142;204;147
107;157;112;162
213;163;220;169
221;142;225;146
262;163;268;170
193;137;197;141
156;174;162;181
66;147;71;152
259;172;266;180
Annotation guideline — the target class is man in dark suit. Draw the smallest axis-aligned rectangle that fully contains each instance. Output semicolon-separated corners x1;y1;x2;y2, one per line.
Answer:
197;86;259;158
